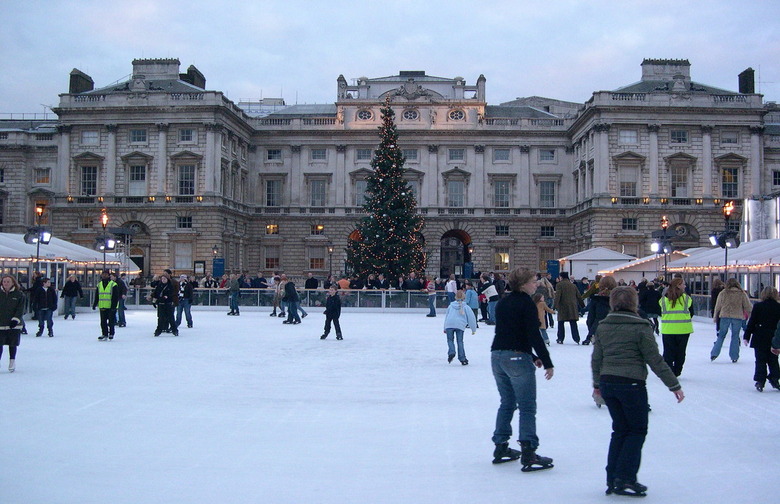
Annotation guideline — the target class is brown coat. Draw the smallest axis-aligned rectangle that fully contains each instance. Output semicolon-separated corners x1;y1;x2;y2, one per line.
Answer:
554;278;583;322
713;287;752;320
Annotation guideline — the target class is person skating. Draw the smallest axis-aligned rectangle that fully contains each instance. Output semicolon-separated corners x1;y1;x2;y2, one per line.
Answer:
92;270;120;341
443;290;476;365
533;292;554;346
151;273;178;337
282;277;301;324
583;276;617;345
659;277;694;376
711;278;752;363
33;278;57;337
0;275;25;372
320;286;342;340
227;273;241;316
553;272;583;344
638;281;662;335
592;286;685;497
490;267;554;470
60;275;83;320
115;272;129;327
742;286;780;391
175;274;194;329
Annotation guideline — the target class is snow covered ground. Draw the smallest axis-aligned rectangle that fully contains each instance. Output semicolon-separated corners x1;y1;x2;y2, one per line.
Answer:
2;309;778;504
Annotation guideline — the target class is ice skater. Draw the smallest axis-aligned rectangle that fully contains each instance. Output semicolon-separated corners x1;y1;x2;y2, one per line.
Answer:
0;275;25;372
33;277;57;337
92;270;120;341
320;286;342;340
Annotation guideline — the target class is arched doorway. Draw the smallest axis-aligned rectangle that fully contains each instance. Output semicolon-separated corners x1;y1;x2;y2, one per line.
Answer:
440;230;472;279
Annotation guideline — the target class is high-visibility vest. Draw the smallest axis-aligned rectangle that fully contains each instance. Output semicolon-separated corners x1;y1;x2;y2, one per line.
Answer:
97;280;116;309
660;294;693;334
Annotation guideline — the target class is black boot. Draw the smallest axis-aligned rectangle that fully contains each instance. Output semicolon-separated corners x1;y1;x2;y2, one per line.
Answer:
519;442;553;472
582;337;591;345
492;442;521;464
336;334;343;340
321;334;328;339
612;479;647;497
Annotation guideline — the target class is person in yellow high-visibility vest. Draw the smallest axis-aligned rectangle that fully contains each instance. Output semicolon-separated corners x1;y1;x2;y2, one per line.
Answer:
92;270;119;341
659;277;694;377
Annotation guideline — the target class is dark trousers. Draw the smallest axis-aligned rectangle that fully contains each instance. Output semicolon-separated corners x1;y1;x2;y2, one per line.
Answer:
600;380;649;485
479;302;488;321
662;333;690;377
99;308;116;336
37;308;54;333
557;320;580;343
285;301;301;323
156;304;177;335
753;345;780;385
323;314;341;336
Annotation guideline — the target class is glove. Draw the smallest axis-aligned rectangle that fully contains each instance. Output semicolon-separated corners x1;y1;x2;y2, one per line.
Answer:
9;319;18;329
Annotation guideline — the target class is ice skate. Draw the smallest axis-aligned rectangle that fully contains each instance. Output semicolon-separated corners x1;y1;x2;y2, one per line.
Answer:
769;379;780;391
755;382;764;392
48;330;54;337
336;334;343;340
36;330;42;337
491;442;521;464
612;479;647;497
519;442;553;472
8;359;15;372
320;334;328;339
98;335;108;341
582;337;591;345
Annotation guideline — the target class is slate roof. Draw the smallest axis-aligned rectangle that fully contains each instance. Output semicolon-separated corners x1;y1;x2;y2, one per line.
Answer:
485;105;559;119
765;124;780;135
613;80;738;95
264;104;337;117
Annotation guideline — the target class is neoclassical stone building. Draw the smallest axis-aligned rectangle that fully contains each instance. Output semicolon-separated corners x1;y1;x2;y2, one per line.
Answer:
1;58;778;278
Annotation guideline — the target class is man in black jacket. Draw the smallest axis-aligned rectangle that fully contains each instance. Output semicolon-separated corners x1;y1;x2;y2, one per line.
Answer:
489;267;555;471
304;273;319;290
92;270;120;341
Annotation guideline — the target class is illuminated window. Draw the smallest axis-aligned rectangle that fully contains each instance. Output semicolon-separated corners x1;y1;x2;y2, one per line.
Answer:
311;224;325;235
34;168;51;185
494;247;510;271
265;245;280;270
266;224;279;235
309;247;326;270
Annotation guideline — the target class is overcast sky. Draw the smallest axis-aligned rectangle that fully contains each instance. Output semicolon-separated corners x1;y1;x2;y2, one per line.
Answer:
1;0;778;116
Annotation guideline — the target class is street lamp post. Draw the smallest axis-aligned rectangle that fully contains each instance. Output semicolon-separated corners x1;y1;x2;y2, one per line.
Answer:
101;208;108;270
650;215;673;282
327;245;334;278
722;201;734;277
23;203;52;276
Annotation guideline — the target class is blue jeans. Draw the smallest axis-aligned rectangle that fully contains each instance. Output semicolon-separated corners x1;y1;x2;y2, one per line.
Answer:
286;301;301;323
176;298;193;327
447;292;455;303
488;300;498;323
63;296;78;318
117;298;126;325
445;328;466;362
428;294;436;316
37;308;53;332
712;317;743;361
600;380;649;485
539;328;550;344
229;291;240;313
491;350;538;448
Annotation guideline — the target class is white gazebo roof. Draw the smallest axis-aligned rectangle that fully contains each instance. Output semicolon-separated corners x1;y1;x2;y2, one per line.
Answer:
0;232;123;265
667;239;780;272
599;251;690;276
559;247;636;262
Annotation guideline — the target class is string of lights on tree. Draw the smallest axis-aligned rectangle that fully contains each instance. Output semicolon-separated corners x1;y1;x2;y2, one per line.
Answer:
345;97;426;279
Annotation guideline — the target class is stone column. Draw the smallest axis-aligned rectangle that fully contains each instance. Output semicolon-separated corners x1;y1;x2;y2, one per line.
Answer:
291;145;301;206
428;145;439;206
335;145;346;206
56;125;71;194
474;145;485;206
750;126;763;198
595;124;611;196
204;124;216;194
105;124;117;195
156;123;168;195
519;145;530;206
700;125;713;198
648;124;659;197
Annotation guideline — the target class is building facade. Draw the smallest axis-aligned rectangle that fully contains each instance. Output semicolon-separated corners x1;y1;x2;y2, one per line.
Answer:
1;58;777;278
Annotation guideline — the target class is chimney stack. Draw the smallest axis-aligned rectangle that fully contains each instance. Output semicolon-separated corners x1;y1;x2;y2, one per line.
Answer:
738;68;755;94
69;69;94;94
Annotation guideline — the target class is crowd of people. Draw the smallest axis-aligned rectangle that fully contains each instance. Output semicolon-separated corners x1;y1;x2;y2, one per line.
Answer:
2;265;780;497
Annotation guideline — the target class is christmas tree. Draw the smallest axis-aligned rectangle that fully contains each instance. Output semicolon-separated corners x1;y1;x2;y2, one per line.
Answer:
345;98;426;279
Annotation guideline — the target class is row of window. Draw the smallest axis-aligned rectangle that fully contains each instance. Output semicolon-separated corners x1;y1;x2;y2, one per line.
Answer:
617;128;742;146
80;128;197;145
265;147;558;163
354;108;465;122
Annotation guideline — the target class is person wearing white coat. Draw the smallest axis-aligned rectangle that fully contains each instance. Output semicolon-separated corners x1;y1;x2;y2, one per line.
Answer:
443;290;477;365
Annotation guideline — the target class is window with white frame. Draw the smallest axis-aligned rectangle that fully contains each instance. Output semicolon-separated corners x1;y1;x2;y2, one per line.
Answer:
722;167;739;198
618;129;638;145
495;225;509;236
670;165;688;197
81;130;99;145
311;148;327;161
773;170;780;187
402;148;418;162
81;166;97;195
128;165;147;196
179;128;194;143
447;180;465;207
354;179;368;206
178;164;196;195
266;179;282;206
309;246;326;270
619;166;638;197
539;149;556;162
265;245;280;270
176;216;193;229
34;168;50;185
670;129;688;144
174;242;192;270
494;247;510;271
540;226;555;237
539;180;556;207
309;179;327;206
267;149;282;161
448;148;465;162
129;128;147;143
493;180;511;207
493;148;510;162
356;149;372;161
